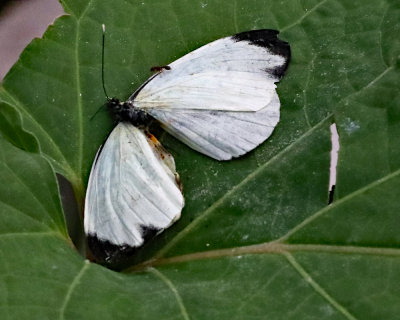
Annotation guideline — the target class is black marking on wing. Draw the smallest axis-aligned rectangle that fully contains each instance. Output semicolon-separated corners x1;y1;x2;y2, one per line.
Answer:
139;225;161;242
87;234;138;269
87;225;162;269
232;29;291;78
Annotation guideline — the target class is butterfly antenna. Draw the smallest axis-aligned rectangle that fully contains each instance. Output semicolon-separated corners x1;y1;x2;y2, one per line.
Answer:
90;24;110;121
101;24;110;100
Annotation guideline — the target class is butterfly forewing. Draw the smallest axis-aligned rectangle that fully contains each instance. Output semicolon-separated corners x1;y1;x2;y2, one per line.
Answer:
131;29;290;160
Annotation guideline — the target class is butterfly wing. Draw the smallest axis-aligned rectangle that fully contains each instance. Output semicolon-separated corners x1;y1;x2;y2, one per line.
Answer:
131;30;290;160
84;122;184;264
149;92;280;160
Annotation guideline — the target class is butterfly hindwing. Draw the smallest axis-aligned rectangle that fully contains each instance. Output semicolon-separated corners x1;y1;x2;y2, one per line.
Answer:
84;122;184;264
149;91;280;160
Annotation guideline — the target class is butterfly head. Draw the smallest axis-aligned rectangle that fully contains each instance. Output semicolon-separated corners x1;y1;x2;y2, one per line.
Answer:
106;98;150;126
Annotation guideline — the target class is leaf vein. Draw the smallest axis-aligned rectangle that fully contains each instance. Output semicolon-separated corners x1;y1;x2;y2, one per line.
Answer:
59;260;90;320
232;266;287;318
278;167;400;241
148;267;190;320
280;0;329;33
2;163;59;231
233;0;239;32
168;0;190;52
340;65;395;106
378;5;389;68
0;88;76;179
73;0;95;191
364;65;394;90
0;199;54;232
284;253;358;320
0;231;58;239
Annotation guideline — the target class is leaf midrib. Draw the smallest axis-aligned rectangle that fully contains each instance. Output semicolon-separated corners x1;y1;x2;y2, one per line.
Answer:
130;243;400;272
70;0;96;195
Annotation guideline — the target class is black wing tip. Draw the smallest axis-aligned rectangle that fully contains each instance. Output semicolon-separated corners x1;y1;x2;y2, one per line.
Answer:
233;29;279;41
87;225;162;269
87;234;138;269
232;29;291;78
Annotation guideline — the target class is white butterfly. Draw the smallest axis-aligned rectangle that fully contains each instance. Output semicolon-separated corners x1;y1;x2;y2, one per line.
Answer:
84;28;290;266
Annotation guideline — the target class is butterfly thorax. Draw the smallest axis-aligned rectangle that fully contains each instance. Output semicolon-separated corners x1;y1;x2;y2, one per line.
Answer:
106;98;150;126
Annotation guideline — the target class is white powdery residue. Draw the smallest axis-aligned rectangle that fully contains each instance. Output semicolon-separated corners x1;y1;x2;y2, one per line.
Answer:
319;304;335;317
342;118;360;135
190;185;211;200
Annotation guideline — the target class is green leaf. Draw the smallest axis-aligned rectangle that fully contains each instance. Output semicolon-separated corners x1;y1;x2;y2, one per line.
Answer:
0;0;399;319
0;101;39;153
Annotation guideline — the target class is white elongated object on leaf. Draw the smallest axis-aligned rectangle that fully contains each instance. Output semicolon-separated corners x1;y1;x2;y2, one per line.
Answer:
84;29;290;266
